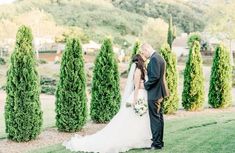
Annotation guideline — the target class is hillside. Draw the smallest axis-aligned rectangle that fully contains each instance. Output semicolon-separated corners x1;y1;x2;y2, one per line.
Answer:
112;0;207;33
1;0;147;47
0;0;234;48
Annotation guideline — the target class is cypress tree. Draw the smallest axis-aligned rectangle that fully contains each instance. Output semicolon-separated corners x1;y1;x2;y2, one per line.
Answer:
5;25;42;141
182;41;205;111
128;41;140;71
90;38;121;123
208;44;232;108
187;33;201;48
160;44;179;114
167;15;176;49
56;37;87;132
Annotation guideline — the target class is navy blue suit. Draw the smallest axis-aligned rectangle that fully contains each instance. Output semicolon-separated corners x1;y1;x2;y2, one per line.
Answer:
144;52;169;148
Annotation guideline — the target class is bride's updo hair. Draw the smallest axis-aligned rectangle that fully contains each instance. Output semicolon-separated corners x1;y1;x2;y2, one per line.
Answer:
132;54;146;81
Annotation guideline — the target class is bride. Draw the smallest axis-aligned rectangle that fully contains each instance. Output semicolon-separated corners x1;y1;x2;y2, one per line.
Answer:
63;54;152;153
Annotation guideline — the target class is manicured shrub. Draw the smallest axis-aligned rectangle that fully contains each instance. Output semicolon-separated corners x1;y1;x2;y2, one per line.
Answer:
182;41;205;111
208;44;232;108
160;44;179;114
56;37;87;132
167;15;176;49
5;25;42;141
128;41;140;71
90;38;121;123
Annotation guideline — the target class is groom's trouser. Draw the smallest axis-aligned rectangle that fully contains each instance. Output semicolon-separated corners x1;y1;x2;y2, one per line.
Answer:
148;98;164;148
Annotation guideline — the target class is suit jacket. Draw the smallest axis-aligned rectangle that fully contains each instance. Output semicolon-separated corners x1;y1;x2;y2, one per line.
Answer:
144;52;169;101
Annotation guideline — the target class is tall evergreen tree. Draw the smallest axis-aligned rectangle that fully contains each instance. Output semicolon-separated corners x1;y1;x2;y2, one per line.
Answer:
5;25;42;141
128;41;140;71
90;38;121;123
182;41;205;111
208;44;232;108
56;37;87;132
187;33;201;48
160;44;179;114
167;15;176;49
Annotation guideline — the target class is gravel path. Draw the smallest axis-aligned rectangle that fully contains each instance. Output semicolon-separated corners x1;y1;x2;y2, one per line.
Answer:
0;122;106;153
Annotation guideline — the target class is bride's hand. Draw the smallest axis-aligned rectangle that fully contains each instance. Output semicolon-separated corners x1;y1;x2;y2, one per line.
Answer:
131;103;135;107
132;98;137;107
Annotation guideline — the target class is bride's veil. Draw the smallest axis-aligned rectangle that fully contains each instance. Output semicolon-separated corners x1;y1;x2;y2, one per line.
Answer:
121;63;136;108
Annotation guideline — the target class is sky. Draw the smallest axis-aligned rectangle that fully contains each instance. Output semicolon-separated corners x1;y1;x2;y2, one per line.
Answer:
0;0;15;4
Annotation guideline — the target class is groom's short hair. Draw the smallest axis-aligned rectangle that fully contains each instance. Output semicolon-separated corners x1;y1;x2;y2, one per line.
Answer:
140;43;154;53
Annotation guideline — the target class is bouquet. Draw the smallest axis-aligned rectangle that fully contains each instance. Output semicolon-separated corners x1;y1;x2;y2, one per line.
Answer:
133;98;148;116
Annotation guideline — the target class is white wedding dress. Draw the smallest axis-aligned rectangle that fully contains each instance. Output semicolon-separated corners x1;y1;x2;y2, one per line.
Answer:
63;64;152;153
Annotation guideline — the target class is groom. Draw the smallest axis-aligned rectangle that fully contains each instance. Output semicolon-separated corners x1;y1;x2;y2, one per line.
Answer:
140;43;169;150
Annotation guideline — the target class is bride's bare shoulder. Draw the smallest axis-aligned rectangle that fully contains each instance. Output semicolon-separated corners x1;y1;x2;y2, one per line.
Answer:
134;68;141;78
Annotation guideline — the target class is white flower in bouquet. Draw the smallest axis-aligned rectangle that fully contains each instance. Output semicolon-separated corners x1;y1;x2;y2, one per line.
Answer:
133;98;148;116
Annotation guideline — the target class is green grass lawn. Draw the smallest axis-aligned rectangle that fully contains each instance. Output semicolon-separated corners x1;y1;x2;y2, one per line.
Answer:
29;111;235;153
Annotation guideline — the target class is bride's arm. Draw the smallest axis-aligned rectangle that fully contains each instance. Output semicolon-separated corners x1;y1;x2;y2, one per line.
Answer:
133;68;141;105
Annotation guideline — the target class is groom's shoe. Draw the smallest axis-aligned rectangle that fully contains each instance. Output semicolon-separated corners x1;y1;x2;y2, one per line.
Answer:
161;142;164;147
150;146;162;150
